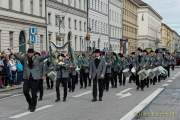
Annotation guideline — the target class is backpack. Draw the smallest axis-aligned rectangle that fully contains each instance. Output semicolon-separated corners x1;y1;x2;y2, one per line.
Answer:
16;61;23;72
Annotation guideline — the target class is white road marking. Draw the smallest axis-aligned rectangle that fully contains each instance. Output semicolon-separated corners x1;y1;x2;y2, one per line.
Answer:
72;91;92;98
167;80;173;83
120;88;164;120
0;94;23;101
162;84;169;87
0;93;11;96
116;88;133;96
9;105;54;119
119;92;132;99
172;77;176;80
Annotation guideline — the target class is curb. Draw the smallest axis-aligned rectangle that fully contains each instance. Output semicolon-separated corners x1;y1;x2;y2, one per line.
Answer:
0;86;22;93
120;87;165;120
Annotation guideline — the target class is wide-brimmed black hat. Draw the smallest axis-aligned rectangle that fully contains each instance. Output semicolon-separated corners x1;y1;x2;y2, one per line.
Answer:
27;48;34;53
94;49;101;53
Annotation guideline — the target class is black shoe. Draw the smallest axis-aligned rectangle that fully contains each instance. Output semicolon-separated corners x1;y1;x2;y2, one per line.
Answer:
38;97;43;101
28;105;31;111
55;99;60;102
99;98;102;101
63;98;66;102
91;99;97;102
30;106;36;112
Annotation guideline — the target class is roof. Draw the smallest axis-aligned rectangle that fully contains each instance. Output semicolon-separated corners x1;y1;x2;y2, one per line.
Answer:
134;0;162;19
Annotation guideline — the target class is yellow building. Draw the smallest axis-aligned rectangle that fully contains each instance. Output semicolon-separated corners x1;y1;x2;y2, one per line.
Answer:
161;23;173;52
122;0;139;54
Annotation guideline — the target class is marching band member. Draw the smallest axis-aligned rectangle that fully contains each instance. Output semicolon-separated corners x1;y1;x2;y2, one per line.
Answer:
55;53;70;102
89;49;106;102
104;51;112;91
11;48;48;112
118;53;126;86
68;62;77;92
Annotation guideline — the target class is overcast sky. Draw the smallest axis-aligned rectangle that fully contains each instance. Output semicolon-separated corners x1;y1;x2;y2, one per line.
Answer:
143;0;180;34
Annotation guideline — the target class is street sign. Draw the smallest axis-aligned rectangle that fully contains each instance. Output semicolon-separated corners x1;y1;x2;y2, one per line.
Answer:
29;27;38;44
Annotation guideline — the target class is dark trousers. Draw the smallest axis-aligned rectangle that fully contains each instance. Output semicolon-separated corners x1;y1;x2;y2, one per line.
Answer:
129;73;136;83
23;79;39;108
80;70;89;88
46;76;54;89
112;72;118;88
17;72;23;85
171;65;175;71
136;75;144;90
68;75;76;92
165;66;170;77
56;78;68;100
38;79;43;99
118;71;126;86
92;77;104;100
104;73;111;91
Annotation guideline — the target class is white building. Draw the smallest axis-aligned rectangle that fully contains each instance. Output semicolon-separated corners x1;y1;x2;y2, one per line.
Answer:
88;0;109;51
136;0;162;50
0;0;46;52
47;0;87;52
109;0;123;53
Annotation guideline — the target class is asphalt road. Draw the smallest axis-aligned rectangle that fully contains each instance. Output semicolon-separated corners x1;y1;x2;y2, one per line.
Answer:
0;68;180;120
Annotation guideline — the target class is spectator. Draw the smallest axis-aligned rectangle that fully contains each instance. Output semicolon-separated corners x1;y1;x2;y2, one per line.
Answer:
9;54;17;85
0;54;4;88
3;54;11;87
16;60;23;85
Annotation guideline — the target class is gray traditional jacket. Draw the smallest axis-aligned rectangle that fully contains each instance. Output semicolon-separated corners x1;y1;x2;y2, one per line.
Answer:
14;53;48;80
89;57;106;80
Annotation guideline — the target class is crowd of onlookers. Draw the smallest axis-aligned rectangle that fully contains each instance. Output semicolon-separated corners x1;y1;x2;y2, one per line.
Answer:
0;51;23;89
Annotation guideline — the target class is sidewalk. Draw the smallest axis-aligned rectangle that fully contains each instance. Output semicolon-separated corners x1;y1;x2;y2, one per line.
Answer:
0;85;22;93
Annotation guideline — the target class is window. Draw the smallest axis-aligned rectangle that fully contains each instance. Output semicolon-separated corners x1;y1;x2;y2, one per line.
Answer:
84;0;86;11
68;18;71;29
39;0;43;16
9;0;13;10
80;37;82;51
95;21;97;32
20;0;24;12
79;0;81;9
84;22;86;32
68;0;71;6
55;15;59;26
9;31;13;49
48;13;51;25
40;35;43;51
74;19;77;30
48;33;52;41
92;19;94;31
30;0;33;14
79;21;82;31
74;0;77;8
75;35;77;51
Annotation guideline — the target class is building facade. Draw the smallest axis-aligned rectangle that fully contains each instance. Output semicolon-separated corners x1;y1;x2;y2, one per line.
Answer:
172;31;180;52
136;0;162;50
0;0;46;52
47;0;87;52
109;0;123;53
122;0;139;54
88;0;109;51
161;23;173;52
